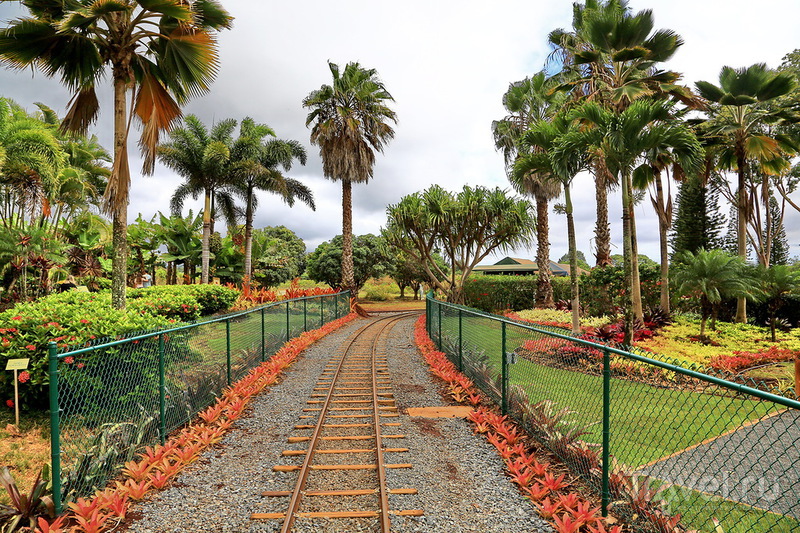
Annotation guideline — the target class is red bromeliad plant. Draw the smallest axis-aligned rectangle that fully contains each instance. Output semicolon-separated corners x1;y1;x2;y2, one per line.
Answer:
415;314;632;533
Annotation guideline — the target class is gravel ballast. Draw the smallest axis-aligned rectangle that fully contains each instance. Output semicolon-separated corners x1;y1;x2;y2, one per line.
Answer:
122;314;552;533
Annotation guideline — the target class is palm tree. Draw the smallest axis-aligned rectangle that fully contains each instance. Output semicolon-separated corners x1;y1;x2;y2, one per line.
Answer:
565;99;702;342
492;72;564;308
158;115;237;284
226;118;314;283
695;63;797;323
632;147;681;313
0;1;233;308
0;98;64;228
516;115;591;334
673;249;756;340
303;61;397;295
157;211;202;285
758;264;800;342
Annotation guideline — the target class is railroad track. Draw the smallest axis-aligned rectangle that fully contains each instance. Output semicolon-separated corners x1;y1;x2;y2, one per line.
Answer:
251;312;424;532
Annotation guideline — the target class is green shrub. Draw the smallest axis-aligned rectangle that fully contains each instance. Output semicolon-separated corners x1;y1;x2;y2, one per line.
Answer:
462;275;538;312
0;291;176;409
362;284;393;301
128;284;239;316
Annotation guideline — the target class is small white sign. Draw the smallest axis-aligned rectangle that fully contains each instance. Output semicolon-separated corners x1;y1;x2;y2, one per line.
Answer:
5;358;29;371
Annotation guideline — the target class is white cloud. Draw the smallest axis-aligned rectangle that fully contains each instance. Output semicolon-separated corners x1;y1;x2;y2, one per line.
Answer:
1;0;798;261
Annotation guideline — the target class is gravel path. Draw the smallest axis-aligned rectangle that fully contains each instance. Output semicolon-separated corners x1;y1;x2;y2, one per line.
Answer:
122;314;552;533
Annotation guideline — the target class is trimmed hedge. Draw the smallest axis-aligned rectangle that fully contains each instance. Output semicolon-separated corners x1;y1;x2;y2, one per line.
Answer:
462;275;574;313
0;284;240;410
128;284;239;316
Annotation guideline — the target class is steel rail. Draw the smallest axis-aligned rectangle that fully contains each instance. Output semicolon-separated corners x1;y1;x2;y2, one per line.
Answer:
278;312;415;532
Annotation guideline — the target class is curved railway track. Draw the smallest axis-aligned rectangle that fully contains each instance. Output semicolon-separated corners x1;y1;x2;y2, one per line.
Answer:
251;312;424;532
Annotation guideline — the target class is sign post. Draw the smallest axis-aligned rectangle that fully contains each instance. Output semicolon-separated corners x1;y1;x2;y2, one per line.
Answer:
5;358;29;429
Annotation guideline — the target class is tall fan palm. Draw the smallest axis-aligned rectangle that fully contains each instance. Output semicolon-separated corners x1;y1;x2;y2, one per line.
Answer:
159;115;236;284
303;61;397;295
492;72;564;308
564;99;702;342
226;118;314;283
695;63;798;323
549;0;698;272
0;0;232;307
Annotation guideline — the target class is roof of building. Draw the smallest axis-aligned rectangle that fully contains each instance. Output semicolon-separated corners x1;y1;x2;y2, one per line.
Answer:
473;256;588;276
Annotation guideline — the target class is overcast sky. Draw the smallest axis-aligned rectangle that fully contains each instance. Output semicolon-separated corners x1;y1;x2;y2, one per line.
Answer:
1;0;799;264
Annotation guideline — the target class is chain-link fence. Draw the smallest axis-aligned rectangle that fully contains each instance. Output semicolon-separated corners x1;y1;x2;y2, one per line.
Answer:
427;297;800;533
48;291;350;510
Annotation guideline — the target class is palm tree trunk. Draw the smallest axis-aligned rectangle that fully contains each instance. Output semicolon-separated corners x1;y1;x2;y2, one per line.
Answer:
594;165;613;316
243;187;254;286
593;164;613;267
565;185;580;335
629;179;644;322
535;193;554;308
110;77;128;309
621;172;635;344
654;172;670;313
201;190;211;284
341;179;355;296
735;148;748;323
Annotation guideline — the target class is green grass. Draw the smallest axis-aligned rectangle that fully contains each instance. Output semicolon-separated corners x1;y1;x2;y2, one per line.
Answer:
447;312;773;465
659;483;798;533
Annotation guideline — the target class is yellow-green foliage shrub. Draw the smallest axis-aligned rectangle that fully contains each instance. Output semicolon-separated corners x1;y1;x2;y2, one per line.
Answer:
515;309;618;329
637;315;800;366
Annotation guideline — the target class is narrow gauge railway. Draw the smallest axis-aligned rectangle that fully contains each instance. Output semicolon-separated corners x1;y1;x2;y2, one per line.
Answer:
251;312;424;532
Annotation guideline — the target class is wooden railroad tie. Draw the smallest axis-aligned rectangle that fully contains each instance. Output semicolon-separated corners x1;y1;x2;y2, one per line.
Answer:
261;488;417;497
281;447;409;456
288;434;404;443
273;463;413;472
252;510;425;519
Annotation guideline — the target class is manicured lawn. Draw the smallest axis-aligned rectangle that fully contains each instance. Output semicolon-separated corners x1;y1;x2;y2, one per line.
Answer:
510;360;773;467
440;312;774;467
659;483;798;533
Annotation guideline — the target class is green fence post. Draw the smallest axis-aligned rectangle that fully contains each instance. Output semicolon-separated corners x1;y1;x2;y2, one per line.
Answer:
303;298;308;332
320;296;325;327
501;322;508;415
225;318;231;386
425;296;430;334
602;348;611;517
437;300;442;350
335;294;338;319
47;342;62;515
286;301;291;342
458;309;463;371
158;333;166;445
260;307;266;363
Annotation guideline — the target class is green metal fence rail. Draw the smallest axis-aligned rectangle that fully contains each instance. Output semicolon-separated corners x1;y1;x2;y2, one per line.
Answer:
48;291;350;512
427;296;800;533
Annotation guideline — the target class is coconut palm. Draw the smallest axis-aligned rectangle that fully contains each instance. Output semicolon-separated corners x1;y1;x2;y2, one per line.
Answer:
159;115;237;284
226;118;314;283
695;63;798;322
673;249;757;340
515;115;592;334
303;61;397;295
0;1;233;307
492;72;564;308
564;99;702;342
